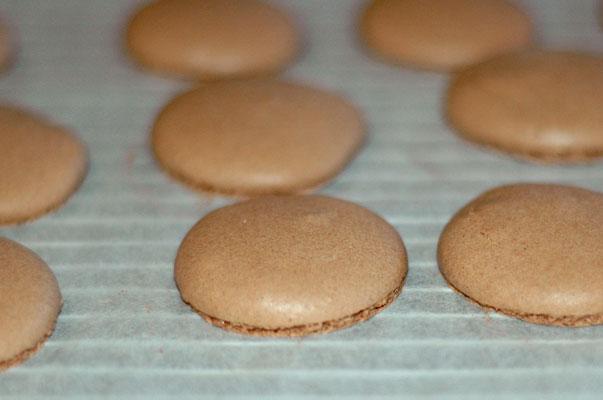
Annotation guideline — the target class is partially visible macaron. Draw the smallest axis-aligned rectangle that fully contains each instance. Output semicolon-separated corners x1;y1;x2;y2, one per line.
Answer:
447;51;603;162
0;105;88;225
175;195;408;336
0;237;62;371
438;183;603;327
360;0;533;71
126;0;301;80
152;79;366;196
0;17;14;72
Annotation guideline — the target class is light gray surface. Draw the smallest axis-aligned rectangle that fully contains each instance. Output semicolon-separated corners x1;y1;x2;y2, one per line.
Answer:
1;0;602;398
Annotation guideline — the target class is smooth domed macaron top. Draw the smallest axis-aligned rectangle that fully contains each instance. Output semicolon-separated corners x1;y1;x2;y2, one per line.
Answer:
360;0;533;70
152;80;366;195
0;105;88;225
438;184;603;323
447;51;603;162
126;0;301;79
0;237;62;368
175;195;407;329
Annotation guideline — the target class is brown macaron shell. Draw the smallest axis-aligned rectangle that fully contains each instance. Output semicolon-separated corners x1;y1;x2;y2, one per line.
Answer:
438;184;603;327
175;195;408;336
447;51;603;162
360;0;532;71
0;237;62;371
126;0;300;80
152;80;366;196
0;105;88;225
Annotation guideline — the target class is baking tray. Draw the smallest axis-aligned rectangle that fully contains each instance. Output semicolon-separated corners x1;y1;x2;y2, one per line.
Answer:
1;0;602;398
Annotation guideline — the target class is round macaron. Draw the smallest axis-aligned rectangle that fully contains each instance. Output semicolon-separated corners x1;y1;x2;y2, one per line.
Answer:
360;0;533;71
438;183;603;327
0;17;14;72
446;51;603;162
126;0;301;80
0;105;88;225
152;79;366;196
175;195;408;336
0;237;62;371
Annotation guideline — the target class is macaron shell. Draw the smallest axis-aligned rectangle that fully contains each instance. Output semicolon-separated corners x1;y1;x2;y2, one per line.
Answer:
438;184;603;326
126;0;300;79
193;284;403;337
360;0;532;70
152;80;365;196
0;237;62;370
447;51;603;162
175;195;407;334
0;106;88;225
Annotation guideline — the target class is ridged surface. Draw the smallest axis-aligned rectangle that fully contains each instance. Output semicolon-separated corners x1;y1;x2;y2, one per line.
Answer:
0;0;602;398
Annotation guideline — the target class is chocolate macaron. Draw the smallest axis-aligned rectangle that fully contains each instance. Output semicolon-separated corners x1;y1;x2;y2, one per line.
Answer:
0;237;62;371
446;51;603;162
175;195;408;336
152;79;366;196
126;0;301;80
360;0;533;71
438;184;603;326
0;105;88;225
